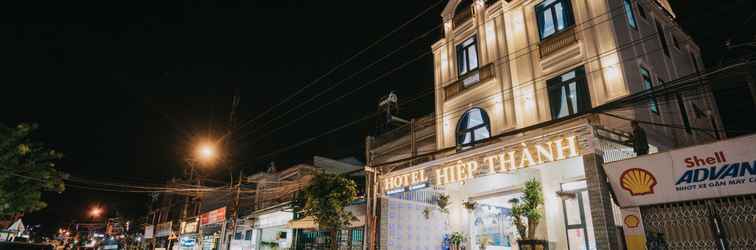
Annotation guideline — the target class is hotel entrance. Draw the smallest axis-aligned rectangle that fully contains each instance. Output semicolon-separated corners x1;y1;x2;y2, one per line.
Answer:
469;192;521;250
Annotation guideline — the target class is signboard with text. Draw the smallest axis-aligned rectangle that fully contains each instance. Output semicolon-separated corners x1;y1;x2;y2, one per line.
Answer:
605;134;756;207
155;221;172;238
181;220;198;234
144;225;154;239
381;135;583;193
199;207;226;226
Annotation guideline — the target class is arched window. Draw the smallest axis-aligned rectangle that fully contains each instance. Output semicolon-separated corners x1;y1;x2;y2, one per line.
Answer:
454;0;474;16
456;108;491;148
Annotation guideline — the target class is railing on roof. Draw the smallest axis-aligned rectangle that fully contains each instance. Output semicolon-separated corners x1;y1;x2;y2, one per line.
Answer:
593;126;637;163
539;26;578;58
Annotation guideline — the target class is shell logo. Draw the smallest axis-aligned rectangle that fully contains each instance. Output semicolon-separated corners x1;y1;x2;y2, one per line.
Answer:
624;215;640;228
620;168;657;196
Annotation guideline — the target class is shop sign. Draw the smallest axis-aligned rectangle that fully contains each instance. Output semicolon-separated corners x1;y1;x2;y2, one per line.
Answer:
254;211;292;228
181;221;198;234
199;207;226;226
144;225;154;239
155;221;172;238
605;134;756;207
382;135;580;191
180;235;197;247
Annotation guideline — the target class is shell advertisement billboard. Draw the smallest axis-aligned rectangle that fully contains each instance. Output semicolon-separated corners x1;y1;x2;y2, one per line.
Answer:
605;134;756;207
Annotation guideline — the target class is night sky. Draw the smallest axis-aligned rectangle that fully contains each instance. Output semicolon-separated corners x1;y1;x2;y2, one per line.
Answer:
1;0;753;235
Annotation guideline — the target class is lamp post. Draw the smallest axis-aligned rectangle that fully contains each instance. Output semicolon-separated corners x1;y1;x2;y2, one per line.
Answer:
184;140;219;250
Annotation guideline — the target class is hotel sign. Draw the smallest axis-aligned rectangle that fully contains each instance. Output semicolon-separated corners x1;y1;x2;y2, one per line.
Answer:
383;135;581;191
605;134;756;207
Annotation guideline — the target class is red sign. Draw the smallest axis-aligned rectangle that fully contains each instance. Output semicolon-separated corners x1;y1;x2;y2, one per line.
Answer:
199;207;226;225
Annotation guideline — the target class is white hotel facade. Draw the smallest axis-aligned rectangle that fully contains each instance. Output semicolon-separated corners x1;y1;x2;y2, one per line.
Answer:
365;0;722;249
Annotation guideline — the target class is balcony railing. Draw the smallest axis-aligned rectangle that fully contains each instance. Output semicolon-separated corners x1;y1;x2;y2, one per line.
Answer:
539;26;578;58
444;63;495;100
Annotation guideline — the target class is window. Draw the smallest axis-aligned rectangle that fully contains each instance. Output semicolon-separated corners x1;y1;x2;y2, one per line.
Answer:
547;66;590;119
536;0;575;40
244;230;253;241
234;232;243;240
676;93;692;134
623;0;637;29
456;108;491;148
640;67;659;114
457;36;479;77
637;2;647;19
655;21;670;57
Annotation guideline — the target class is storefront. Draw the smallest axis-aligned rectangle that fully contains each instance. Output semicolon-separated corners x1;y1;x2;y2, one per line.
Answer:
154;221;173;249
289;202;367;250
252;211;293;250
605;134;756;250
179;219;199;250
199;207;226;250
376;123;620;250
228;223;255;250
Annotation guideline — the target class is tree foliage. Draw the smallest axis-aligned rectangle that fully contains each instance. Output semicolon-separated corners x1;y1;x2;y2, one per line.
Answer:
297;172;357;231
509;178;544;240
0;123;66;216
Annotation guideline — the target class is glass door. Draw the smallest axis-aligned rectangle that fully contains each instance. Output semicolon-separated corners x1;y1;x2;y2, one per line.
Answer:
470;192;522;250
561;181;596;250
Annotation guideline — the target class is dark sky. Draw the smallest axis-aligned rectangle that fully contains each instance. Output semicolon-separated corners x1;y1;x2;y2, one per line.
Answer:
0;0;753;234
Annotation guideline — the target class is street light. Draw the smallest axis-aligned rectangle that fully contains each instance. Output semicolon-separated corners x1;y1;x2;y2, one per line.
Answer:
90;206;102;221
195;142;218;163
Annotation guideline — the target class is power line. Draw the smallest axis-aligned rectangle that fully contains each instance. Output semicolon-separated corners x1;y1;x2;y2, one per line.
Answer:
248;22;701;161
234;1;637;144
369;60;755;170
227;0;448;140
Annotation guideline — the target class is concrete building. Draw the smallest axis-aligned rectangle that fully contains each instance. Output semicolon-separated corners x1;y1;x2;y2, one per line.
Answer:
365;0;723;249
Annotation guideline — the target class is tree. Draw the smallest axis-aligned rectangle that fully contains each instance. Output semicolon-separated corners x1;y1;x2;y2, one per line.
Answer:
296;172;357;249
509;178;544;240
0;123;66;216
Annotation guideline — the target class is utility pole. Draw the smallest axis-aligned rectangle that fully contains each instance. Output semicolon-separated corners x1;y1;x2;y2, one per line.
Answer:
225;170;243;250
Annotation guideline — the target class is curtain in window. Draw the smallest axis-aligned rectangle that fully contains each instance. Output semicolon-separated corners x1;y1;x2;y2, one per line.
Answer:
548;67;588;119
536;0;574;40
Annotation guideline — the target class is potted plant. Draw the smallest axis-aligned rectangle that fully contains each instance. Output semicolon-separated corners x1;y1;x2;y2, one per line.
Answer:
423;207;432;219
509;178;548;250
449;232;466;250
478;235;491;249
462;200;477;211
437;194;450;213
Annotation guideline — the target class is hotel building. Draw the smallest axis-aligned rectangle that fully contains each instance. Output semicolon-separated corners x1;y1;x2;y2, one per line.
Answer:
365;0;723;249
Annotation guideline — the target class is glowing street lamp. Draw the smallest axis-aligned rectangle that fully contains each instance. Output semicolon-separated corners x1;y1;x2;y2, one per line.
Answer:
195;142;218;164
90;206;103;221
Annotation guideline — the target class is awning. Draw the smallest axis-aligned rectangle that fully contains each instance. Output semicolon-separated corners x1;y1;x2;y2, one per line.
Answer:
286;215;365;229
287;216;317;229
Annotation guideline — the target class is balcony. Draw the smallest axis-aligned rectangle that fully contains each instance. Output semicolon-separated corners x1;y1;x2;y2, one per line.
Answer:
539;26;578;58
444;63;495;100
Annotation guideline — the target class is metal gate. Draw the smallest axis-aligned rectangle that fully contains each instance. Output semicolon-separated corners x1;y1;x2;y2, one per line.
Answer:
640;194;756;250
295;228;364;250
